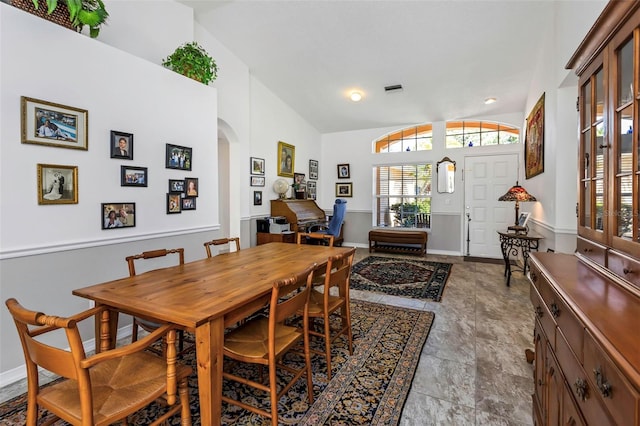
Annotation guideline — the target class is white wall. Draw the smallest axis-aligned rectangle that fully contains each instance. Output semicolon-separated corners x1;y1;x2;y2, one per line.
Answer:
0;2;218;380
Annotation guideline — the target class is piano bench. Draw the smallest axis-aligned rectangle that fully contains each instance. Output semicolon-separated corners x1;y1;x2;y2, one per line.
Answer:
368;229;427;256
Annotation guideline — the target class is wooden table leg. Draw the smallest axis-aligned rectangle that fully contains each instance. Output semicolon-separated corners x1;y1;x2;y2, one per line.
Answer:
195;318;224;426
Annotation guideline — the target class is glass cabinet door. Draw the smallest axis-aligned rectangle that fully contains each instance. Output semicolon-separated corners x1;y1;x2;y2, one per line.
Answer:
579;66;607;243
612;34;640;251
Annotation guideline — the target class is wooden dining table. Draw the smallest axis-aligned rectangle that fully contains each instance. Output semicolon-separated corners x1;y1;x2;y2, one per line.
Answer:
72;242;351;425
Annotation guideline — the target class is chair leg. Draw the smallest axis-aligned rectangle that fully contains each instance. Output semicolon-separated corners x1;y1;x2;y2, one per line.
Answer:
178;377;192;426
269;362;279;426
131;319;139;343
344;305;353;355
324;316;333;380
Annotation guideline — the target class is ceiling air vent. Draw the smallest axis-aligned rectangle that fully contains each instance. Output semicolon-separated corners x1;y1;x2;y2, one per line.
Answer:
384;84;403;93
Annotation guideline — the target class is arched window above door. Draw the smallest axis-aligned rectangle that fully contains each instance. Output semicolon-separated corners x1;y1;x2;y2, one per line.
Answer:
446;121;519;148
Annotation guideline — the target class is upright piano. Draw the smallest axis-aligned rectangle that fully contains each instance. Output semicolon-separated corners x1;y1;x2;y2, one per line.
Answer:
270;199;344;244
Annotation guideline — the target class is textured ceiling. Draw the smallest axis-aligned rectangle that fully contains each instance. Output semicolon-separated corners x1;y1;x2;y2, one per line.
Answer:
180;0;554;133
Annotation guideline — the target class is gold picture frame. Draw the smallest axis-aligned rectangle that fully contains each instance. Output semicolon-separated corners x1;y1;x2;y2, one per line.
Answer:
277;141;295;178
525;93;544;179
22;97;88;150
37;163;78;205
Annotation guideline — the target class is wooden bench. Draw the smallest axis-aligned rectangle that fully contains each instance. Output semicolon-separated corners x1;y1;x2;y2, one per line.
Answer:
368;229;428;256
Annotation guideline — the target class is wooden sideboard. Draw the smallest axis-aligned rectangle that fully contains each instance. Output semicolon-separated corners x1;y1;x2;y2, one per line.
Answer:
529;252;640;425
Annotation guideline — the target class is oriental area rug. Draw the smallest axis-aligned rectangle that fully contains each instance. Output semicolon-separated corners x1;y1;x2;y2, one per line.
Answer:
0;300;434;425
350;256;453;302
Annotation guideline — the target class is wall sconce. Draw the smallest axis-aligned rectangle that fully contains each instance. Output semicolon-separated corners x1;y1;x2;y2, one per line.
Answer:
498;181;537;232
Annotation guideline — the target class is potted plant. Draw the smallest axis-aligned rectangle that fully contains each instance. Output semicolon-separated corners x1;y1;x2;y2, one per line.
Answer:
26;0;109;38
162;42;218;85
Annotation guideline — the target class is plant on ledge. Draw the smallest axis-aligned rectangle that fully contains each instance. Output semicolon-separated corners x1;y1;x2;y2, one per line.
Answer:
162;42;218;85
30;0;109;38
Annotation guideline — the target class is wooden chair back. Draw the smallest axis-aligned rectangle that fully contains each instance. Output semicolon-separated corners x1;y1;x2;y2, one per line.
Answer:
270;263;315;325
5;298;191;426
126;247;184;276
296;232;335;247
204;237;241;258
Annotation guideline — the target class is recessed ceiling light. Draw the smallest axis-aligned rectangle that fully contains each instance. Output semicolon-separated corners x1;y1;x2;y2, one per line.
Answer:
484;97;497;105
350;91;363;102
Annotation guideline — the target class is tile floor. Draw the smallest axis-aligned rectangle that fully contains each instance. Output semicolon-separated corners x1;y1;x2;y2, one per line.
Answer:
0;249;535;425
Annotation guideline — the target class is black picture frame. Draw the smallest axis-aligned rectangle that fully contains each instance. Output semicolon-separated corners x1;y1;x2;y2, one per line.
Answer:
184;177;199;197
182;197;196;210
307;181;317;200
336;182;353;197
165;143;192;171
120;166;147;187
309;159;318;180
250;176;265;187
101;202;136;229
250;157;265;175
168;179;185;193
110;130;133;160
337;163;350;179
294;173;305;185
167;193;181;214
254;190;263;205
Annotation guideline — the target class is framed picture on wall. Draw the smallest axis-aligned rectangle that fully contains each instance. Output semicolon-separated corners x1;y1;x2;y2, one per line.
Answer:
37;163;78;205
254;190;263;205
251;176;265;187
309;159;318;180
277;141;295;178
165;143;192;171
525;93;545;179
120;166;147;187
337;163;350;179
182;197;196;210
336;182;352;197
167;193;181;214
21;96;88;150
169;179;185;193
307;181;316;200
251;157;265;175
110;130;133;160
101;203;136;229
185;177;199;197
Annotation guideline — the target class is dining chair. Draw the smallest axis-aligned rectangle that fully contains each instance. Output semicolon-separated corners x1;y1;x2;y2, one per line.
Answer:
296;231;334;247
303;247;356;380
5;298;192;426
203;237;241;258
222;263;317;426
126;248;191;356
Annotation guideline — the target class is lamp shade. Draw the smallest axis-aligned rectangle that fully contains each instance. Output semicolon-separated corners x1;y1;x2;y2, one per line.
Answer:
498;182;537;202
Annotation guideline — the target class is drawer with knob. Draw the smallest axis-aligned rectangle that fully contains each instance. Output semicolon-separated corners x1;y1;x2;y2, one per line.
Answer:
530;284;556;350
608;250;640;288
583;330;640;426
576;237;607;267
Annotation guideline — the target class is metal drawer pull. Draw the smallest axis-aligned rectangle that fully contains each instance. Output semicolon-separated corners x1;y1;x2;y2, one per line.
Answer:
574;377;589;401
535;306;543;318
593;367;612;398
623;267;633;275
531;272;538;283
550;302;560;318
583;248;593;253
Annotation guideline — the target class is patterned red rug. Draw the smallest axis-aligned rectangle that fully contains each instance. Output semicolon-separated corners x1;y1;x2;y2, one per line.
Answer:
350;256;453;302
0;300;434;425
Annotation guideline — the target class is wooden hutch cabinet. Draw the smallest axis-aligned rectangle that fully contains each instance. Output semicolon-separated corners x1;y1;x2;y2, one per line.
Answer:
529;1;640;425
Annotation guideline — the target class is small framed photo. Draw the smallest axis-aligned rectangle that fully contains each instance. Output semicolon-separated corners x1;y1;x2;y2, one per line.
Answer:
254;190;263;205
184;177;199;197
309;159;318;180
22;96;88;150
518;212;531;227
110;131;133;160
181;197;196;210
167;193;181;214
307;181;317;200
37;163;78;205
336;182;353;197
120;166;147;187
166;143;192;171
168;179;185;193
337;163;350;179
251;157;265;175
102;203;136;229
251;176;265;187
294;173;305;185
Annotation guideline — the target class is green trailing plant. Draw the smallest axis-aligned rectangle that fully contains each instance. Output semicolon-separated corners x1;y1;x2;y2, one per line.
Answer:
162;42;218;85
31;0;109;38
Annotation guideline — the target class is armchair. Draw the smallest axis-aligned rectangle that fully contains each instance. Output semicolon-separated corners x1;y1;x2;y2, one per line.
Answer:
306;199;347;246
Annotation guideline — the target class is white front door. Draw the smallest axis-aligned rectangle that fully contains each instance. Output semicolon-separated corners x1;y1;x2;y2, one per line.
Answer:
464;154;518;258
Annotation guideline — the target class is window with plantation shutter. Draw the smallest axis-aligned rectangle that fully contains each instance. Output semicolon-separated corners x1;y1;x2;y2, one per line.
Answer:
374;164;432;228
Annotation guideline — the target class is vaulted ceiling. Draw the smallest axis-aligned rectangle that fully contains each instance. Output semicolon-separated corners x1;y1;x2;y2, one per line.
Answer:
180;1;554;133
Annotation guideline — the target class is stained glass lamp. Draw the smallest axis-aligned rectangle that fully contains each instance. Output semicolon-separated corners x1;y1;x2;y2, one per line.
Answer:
498;182;537;232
